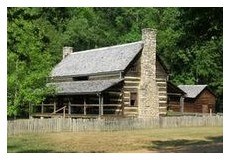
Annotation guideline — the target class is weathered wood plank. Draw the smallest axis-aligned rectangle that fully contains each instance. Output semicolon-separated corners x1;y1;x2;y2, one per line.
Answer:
124;83;139;87
8;116;223;135
124;76;141;79
123;88;138;92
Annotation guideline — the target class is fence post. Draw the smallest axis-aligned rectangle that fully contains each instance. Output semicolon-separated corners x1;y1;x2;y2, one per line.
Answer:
159;116;163;128
7;115;223;135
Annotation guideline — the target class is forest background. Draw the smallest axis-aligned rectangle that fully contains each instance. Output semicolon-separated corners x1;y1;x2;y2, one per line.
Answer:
7;7;223;118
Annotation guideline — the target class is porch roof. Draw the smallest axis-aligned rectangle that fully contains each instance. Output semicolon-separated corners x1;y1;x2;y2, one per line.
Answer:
47;79;123;95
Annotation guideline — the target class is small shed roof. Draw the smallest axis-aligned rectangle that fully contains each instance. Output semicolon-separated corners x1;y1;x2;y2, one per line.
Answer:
47;79;123;95
167;81;186;96
178;85;208;98
51;41;143;77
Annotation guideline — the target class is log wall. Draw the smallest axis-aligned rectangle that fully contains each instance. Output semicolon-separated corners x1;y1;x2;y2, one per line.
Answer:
168;89;216;113
122;55;141;117
156;60;168;115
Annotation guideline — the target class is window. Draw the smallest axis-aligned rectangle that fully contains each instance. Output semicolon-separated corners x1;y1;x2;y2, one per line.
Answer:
130;92;137;106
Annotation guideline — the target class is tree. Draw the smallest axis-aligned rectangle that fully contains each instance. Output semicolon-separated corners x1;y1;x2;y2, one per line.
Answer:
7;8;56;117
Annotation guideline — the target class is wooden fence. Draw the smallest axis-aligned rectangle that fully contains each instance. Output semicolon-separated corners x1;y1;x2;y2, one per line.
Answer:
7;116;223;136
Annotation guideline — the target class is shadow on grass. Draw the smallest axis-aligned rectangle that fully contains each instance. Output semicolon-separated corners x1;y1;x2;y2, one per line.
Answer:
8;146;53;153
17;150;105;153
7;145;105;153
17;149;54;153
147;136;223;153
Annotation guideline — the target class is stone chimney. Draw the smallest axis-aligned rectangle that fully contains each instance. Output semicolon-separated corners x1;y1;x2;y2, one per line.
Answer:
138;28;159;118
63;46;73;59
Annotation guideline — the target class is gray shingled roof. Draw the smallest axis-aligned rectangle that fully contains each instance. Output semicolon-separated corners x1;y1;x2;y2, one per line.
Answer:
47;79;123;95
178;85;207;98
51;41;143;77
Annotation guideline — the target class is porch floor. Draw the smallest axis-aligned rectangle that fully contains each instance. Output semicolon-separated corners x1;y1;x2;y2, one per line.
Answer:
30;113;125;119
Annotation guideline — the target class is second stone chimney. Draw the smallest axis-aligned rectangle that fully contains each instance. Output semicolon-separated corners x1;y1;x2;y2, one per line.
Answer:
63;46;73;59
138;28;159;118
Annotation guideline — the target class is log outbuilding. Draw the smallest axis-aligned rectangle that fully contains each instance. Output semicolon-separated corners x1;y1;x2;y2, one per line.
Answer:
168;85;216;114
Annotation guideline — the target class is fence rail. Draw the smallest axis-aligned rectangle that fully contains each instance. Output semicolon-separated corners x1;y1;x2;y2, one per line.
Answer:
7;116;223;136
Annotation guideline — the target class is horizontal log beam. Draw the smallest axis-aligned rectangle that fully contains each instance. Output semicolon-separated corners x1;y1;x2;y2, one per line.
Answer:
124;77;140;82
156;79;166;83
109;99;122;102
124;83;139;87
124;81;140;84
125;76;141;79
107;92;122;95
123;88;138;92
123;86;139;89
70;104;121;107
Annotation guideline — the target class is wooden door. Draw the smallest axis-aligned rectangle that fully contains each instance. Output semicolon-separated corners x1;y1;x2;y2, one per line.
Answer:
202;105;209;113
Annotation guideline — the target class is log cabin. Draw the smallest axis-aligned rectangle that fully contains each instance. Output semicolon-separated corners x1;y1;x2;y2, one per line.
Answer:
31;28;169;119
168;85;216;114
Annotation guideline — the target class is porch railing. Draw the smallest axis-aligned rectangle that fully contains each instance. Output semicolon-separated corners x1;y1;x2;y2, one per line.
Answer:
51;106;67;118
31;103;122;118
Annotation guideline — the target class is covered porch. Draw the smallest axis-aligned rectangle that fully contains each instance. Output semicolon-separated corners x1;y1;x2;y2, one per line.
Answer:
167;81;186;113
30;79;124;118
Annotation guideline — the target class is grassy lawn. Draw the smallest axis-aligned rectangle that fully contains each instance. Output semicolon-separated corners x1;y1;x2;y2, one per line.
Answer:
7;126;223;153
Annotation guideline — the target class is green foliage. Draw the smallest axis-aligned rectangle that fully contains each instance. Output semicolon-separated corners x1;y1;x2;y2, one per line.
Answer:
7;7;223;117
7;8;56;117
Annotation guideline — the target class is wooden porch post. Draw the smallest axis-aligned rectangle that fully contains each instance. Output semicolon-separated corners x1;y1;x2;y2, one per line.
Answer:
84;97;86;115
63;106;66;118
68;101;71;114
101;95;104;116
54;101;56;113
99;94;104;116
99;94;101;116
41;102;44;114
180;96;184;113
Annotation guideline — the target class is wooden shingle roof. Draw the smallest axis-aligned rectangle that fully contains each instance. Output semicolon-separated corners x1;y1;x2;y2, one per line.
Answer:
51;41;143;77
48;79;123;95
178;85;208;98
167;81;186;96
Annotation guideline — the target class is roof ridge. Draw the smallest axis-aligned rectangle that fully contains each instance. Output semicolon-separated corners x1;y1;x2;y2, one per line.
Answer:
70;41;143;55
49;78;124;84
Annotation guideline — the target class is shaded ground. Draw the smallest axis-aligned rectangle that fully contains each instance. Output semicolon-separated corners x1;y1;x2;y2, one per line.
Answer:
148;136;223;153
8;126;223;153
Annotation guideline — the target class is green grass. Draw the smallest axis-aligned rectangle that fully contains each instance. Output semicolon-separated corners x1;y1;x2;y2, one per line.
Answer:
7;126;223;153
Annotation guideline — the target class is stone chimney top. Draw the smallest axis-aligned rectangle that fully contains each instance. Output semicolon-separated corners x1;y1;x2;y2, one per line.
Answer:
63;46;73;59
142;28;157;44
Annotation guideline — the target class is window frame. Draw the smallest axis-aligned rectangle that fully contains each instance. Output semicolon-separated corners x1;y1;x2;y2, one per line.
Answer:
130;92;138;107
